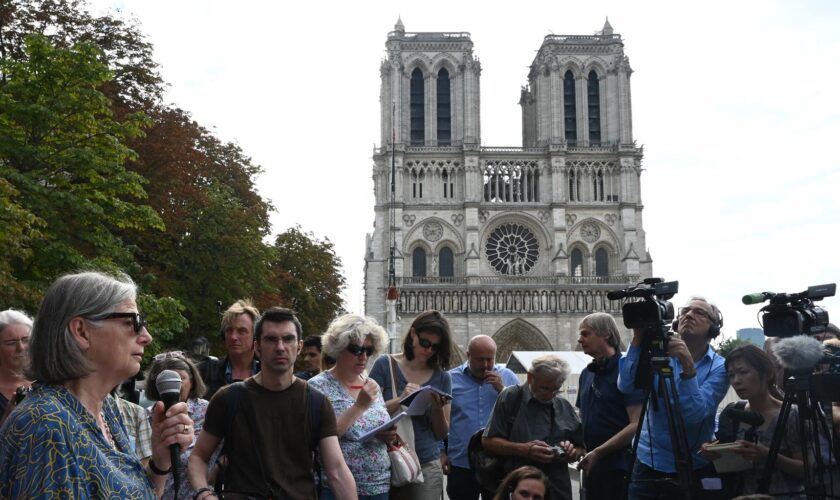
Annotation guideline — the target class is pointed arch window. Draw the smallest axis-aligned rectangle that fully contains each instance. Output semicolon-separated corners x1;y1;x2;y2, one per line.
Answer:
595;248;609;277
410;68;425;145
437;69;451;145
412;247;427;277
588;71;601;146
571;248;583;277
564;71;577;146
439;247;454;277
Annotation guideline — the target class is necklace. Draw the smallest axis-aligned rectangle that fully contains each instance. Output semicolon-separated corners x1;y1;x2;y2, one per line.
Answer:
99;411;114;448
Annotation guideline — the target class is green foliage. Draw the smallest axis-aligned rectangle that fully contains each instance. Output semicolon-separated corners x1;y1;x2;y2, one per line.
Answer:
0;34;161;310
137;293;189;362
717;337;750;357
269;226;346;339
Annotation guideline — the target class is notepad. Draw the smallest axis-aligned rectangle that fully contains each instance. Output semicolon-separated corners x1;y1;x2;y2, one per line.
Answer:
399;386;453;416
359;411;409;442
705;442;753;473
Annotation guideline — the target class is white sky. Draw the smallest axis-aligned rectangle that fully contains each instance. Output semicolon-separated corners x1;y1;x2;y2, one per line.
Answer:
91;0;840;339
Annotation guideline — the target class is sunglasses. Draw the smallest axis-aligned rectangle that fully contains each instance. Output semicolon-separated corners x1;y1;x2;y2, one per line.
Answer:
346;344;375;357
91;312;148;334
416;336;440;352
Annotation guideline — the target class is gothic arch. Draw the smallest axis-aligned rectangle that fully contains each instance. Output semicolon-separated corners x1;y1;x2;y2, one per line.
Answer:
479;211;552;250
567;217;621;252
403;216;465;254
431;54;458;75
492;319;554;367
558;59;584;77
583;59;607;78
404;54;433;77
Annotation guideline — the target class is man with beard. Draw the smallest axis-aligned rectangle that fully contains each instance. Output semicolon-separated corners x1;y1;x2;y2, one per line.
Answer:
188;307;357;500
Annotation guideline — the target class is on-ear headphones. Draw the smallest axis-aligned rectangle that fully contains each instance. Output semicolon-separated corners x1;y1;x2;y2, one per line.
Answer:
586;357;610;373
671;303;723;339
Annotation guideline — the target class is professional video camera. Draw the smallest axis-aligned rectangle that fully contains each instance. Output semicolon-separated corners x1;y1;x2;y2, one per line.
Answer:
608;277;678;331
742;283;835;337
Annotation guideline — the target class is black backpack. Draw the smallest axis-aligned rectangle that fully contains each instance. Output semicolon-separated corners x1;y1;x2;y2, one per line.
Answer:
467;384;525;492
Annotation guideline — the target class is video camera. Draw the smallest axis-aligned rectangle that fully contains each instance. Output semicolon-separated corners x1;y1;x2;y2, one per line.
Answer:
742;283;835;337
608;278;678;331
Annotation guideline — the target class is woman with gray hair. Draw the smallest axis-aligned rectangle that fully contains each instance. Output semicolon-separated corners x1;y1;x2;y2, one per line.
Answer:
0;309;33;422
309;314;393;500
0;271;194;498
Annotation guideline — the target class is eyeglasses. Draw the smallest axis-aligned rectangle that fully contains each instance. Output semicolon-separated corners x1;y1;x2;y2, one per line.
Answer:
154;350;186;361
346;344;375;357
90;312;147;334
417;336;440;352
678;307;714;322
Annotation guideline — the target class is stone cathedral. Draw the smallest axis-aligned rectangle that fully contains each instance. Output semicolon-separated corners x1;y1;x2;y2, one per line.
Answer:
364;19;653;364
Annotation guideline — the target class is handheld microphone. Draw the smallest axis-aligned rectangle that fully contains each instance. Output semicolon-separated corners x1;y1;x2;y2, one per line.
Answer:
155;370;182;487
772;335;825;372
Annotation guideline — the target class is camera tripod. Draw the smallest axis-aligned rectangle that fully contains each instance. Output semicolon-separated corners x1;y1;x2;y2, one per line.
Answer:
758;371;840;499
627;329;695;500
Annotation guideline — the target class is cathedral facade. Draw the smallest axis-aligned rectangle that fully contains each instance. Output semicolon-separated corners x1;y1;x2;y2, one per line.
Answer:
364;19;652;363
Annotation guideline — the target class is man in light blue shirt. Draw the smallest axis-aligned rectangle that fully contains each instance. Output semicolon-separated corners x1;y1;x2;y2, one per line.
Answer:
442;335;519;500
618;296;729;500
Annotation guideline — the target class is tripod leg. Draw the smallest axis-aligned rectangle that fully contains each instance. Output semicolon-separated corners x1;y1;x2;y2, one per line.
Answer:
659;372;694;500
757;384;794;493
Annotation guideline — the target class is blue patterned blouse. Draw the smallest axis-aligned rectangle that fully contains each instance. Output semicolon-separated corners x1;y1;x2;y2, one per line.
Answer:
0;384;155;499
309;370;391;496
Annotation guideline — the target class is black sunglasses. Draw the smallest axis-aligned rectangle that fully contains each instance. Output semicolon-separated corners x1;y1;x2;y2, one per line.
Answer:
346;344;375;357
416;336;440;352
92;312;148;334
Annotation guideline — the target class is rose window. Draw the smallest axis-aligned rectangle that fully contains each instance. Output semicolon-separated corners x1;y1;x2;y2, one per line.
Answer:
485;223;539;276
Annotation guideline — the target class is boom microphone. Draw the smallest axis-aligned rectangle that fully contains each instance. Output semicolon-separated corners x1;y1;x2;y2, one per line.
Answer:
742;292;773;305
772;335;825;372
155;370;182;487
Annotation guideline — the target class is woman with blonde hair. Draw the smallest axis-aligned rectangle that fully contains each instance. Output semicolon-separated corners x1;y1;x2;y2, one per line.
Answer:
309;314;393;499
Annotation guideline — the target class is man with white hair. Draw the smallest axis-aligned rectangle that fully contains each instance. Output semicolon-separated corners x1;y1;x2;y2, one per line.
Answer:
482;354;585;500
442;335;519;499
576;312;643;499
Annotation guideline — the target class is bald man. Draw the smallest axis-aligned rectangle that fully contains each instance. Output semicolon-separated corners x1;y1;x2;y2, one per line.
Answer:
442;335;519;500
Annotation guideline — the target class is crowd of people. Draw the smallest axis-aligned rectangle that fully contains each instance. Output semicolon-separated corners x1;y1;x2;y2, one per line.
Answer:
0;270;837;499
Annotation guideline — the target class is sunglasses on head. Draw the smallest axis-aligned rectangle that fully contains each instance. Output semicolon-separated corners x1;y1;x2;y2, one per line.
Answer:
416;335;440;352
346;344;375;357
153;350;186;362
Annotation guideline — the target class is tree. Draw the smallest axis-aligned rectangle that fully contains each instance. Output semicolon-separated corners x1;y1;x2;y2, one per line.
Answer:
0;0;164;108
0;34;161;309
717;338;749;357
124;106;275;345
267;226;346;338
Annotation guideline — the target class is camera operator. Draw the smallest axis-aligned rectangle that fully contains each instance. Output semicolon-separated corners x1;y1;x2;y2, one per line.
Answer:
618;297;729;500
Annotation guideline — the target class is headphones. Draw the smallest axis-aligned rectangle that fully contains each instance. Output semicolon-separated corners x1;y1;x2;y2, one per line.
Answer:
586;356;610;374
671;303;723;339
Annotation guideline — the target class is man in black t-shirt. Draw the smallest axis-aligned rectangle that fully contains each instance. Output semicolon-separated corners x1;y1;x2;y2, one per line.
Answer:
188;307;357;500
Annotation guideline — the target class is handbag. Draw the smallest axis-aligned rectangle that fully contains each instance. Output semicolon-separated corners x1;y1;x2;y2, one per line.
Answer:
388;355;424;486
388;434;424;487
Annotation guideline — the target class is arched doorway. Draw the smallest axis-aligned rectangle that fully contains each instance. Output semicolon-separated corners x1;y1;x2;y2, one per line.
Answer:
491;319;554;366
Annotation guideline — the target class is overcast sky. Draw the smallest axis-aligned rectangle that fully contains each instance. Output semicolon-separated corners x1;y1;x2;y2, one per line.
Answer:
92;0;840;339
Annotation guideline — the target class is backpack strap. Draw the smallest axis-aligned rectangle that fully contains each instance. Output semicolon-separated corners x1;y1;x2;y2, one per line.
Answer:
307;382;325;498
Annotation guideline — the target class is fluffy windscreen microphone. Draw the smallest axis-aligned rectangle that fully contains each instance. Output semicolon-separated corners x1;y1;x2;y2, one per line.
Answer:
725;407;765;428
772;335;825;372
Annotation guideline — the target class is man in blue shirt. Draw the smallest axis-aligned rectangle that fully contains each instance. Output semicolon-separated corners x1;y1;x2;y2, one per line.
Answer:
442;335;519;500
618;296;729;500
576;312;643;500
